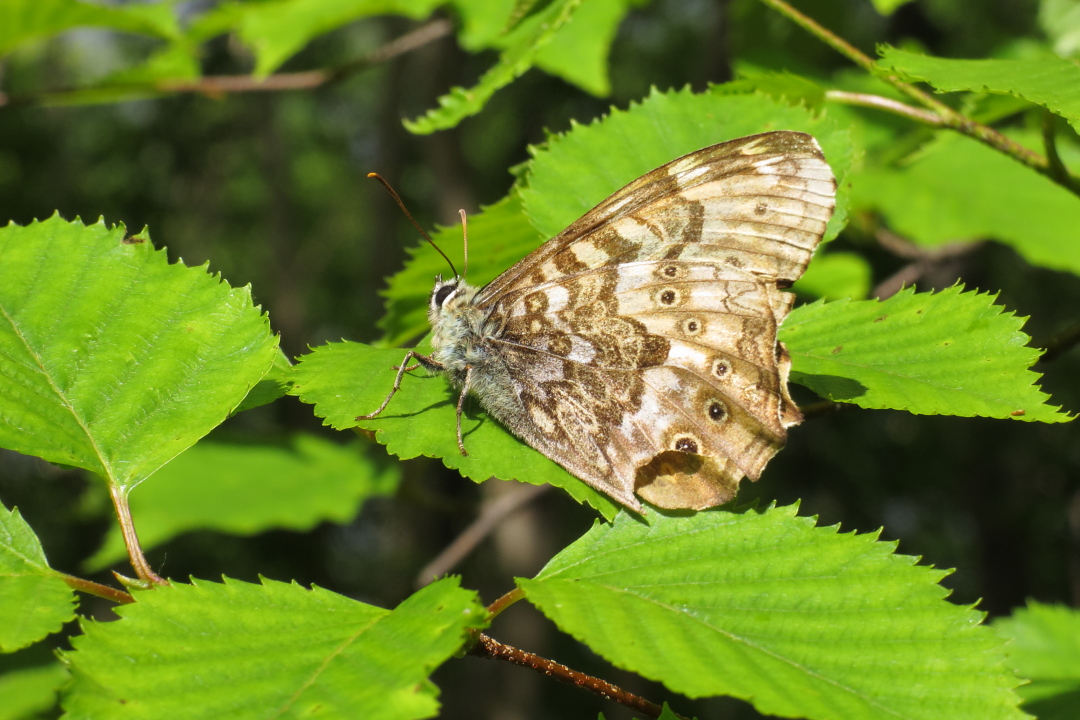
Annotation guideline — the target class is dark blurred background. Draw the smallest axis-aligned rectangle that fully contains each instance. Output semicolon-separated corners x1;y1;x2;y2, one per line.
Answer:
2;0;1079;718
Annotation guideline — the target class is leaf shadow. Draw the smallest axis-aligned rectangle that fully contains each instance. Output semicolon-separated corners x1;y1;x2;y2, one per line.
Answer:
790;372;868;402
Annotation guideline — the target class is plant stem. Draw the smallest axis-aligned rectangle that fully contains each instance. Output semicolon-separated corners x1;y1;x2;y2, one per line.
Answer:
824;90;943;126
487;587;525;619
61;574;134;604
109;484;167;586
469;633;684;720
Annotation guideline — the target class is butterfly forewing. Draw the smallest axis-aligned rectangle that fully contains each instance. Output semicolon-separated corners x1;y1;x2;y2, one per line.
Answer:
425;131;836;512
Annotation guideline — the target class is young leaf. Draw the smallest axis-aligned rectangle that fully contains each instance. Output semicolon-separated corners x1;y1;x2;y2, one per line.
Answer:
404;0;581;134
876;47;1080;133
0;216;279;494
528;0;636;97
518;504;1026;720
994;602;1080;720
62;577;487;720
0;663;68;720
851;131;1080;276
781;286;1069;422
0;0;180;57
378;192;543;347
0;505;76;652
84;434;399;571
289;341;621;519
520;87;853;243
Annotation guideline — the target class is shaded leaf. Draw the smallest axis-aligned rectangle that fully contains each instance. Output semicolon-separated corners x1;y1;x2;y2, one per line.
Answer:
520;87;853;243
62;577;486;720
196;0;445;78
85;434;399;570
288;341;620;519
868;0;917;15
520;504;1026;720
1040;0;1080;57
851;132;1080;276
0;663;68;720
0;216;279;494
793;251;872;301
877;46;1080;133
782;286;1068;422
0;505;75;652
404;0;581;134
232;348;293;415
995;602;1080;720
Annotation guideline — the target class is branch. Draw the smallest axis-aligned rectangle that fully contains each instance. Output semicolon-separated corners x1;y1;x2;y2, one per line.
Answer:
109;484;168;587
0;19;452;108
1039;320;1080;364
469;633;685;720
758;0;1080;197
61;574;134;604
416;482;549;587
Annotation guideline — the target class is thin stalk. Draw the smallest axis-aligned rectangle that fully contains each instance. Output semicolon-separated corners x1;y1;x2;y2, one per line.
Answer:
109;484;167;586
61;574;134;604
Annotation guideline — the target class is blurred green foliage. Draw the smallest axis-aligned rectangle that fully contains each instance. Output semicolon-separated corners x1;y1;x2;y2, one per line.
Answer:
2;0;1080;718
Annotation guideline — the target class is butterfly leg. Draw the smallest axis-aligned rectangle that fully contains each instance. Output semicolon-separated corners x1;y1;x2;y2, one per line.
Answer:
454;365;473;456
356;351;442;421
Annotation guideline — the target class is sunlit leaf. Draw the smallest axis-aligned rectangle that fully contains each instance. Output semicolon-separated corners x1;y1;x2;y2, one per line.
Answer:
0;505;75;652
781;286;1068;422
62;577;486;720
0;216;279;494
520;504;1026;720
793;251;872;300
0;0;179;57
877;46;1080;132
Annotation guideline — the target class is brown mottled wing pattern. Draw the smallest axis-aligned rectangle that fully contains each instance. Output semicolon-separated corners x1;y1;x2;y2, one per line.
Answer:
476;131;836;511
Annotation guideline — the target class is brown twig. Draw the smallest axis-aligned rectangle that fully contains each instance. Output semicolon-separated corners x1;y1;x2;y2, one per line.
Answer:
109;484;168;587
61;574;134;604
871;228;983;299
469;633;684;720
758;0;1080;197
0;19;452;108
415;483;550;587
1039;321;1080;364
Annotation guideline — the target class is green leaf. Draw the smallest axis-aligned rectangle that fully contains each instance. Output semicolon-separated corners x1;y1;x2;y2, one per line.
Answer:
193;0;444;78
404;0;581;134
877;46;1080;133
995;602;1080;720
519;504;1026;720
851;132;1080;276
62;577;486;720
0;663;68;720
378;192;543;347
0;505;76;652
232;348;293;415
793;251;872;301
0;216;279;494
520;87;853;244
530;0;636;97
289;341;621;519
0;0;180;57
781;286;1068;422
1039;0;1080;58
84;434;399;571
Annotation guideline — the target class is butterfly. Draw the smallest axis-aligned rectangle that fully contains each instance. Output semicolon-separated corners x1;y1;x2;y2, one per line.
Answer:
360;131;836;512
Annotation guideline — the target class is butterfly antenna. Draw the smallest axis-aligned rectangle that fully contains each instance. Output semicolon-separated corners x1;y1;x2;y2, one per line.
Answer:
458;209;469;279
367;172;458;278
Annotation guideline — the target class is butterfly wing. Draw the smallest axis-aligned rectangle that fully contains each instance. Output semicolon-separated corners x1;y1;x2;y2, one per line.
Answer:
474;131;836;511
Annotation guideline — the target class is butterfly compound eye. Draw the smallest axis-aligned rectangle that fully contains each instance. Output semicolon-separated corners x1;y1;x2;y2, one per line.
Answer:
433;283;457;307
